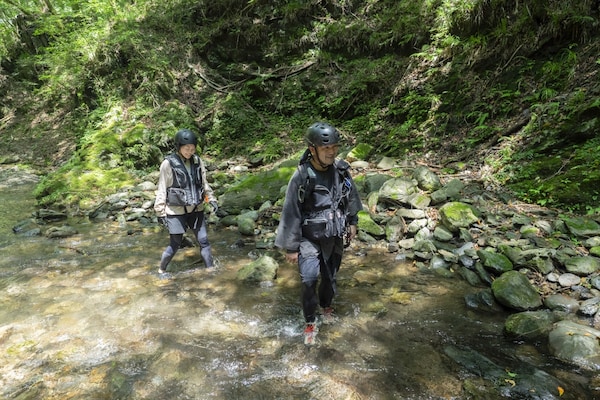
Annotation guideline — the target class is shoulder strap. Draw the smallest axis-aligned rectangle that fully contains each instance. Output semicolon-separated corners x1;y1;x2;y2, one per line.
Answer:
297;162;316;204
166;154;186;187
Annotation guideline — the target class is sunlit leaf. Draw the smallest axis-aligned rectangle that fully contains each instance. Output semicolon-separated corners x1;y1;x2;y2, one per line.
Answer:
505;368;517;378
558;386;564;396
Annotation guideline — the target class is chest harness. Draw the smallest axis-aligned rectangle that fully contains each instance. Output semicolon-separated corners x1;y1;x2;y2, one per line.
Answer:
297;156;353;241
165;153;205;212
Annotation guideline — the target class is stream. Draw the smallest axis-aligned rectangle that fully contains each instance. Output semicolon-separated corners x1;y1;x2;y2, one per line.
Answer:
0;166;594;399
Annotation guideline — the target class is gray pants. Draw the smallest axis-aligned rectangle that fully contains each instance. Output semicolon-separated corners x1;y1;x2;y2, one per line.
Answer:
160;211;213;270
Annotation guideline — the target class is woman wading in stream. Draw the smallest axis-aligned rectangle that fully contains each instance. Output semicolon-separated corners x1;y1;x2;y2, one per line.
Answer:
154;129;218;274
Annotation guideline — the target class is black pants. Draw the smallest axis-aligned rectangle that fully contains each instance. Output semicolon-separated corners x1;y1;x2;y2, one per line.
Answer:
299;245;342;323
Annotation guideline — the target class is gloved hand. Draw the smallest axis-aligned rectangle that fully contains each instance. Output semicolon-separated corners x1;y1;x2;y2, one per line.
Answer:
210;201;219;213
158;216;167;227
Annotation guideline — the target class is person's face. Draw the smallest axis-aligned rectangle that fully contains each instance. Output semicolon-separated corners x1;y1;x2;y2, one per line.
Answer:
311;144;339;167
178;144;196;160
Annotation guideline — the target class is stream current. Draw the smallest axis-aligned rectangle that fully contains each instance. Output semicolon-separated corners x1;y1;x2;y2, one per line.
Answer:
0;166;593;399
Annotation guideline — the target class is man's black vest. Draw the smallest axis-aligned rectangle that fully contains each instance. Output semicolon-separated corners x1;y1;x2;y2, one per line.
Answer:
297;159;353;241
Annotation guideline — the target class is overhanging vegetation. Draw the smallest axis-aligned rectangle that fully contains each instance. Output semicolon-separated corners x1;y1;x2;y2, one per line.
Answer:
0;0;599;213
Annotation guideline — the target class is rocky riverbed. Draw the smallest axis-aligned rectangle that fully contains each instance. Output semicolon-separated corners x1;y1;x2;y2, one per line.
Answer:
10;153;600;397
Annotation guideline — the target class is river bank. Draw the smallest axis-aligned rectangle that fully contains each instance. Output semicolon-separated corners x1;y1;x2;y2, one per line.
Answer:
7;158;597;398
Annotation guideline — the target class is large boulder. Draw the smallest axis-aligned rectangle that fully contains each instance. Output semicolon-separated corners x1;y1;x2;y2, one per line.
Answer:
504;310;558;340
562;216;600;237
438;202;481;232
564;256;600;276
477;249;513;274
378;177;419;205
412;165;442;192
548;320;600;371
491;270;543;311
220;167;294;214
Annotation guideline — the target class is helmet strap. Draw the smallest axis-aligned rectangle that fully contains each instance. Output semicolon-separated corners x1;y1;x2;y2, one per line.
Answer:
310;146;330;170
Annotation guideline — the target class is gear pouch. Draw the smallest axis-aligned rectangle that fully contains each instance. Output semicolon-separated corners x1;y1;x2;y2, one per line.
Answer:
167;187;191;207
302;217;330;242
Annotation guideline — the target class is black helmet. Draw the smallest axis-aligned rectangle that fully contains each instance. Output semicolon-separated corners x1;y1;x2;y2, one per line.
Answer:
305;122;340;147
174;129;198;149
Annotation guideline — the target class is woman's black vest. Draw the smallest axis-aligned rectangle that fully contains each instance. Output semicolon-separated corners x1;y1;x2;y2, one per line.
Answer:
165;154;204;207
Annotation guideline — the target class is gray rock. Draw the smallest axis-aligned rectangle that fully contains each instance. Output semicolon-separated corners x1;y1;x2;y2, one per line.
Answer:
378;177;419;205
444;345;565;399
237;214;257;236
584;236;600;248
458;266;483;286
464;289;504;312
529;256;555;275
396;208;426;219
590;275;600;290
433;225;454;241
565;256;600;276
407;218;427;234
45;225;78;238
579;297;600;316
543;294;579;313
548;320;600;370
406;192;431;209
385;215;405;243
36;208;68;221
412;165;442;192
375;156;395;170
557;272;581;287
442;179;464;199
12;219;41;236
364;173;392;193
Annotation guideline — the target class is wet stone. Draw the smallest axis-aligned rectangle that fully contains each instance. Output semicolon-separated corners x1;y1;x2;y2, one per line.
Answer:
558;273;581;287
579;297;600;316
543;294;580;313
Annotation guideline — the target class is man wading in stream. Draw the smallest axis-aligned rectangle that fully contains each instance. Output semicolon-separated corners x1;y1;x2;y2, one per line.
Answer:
275;122;362;345
154;129;218;274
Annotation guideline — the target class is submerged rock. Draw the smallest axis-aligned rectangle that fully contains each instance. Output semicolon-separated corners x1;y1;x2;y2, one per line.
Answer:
548;320;600;371
504;310;558;340
237;255;278;283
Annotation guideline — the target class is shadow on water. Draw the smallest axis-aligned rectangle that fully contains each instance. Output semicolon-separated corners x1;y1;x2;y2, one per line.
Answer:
0;174;595;399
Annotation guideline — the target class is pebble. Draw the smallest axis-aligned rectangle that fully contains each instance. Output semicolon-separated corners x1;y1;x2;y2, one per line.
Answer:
558;273;581;287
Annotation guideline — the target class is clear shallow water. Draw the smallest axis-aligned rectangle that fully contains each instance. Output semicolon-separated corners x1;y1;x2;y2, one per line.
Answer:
0;167;594;399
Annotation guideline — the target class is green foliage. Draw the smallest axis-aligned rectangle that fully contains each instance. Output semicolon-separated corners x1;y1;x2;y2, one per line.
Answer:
2;0;600;215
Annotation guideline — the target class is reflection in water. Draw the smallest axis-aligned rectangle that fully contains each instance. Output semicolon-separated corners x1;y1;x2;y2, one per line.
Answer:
0;175;593;399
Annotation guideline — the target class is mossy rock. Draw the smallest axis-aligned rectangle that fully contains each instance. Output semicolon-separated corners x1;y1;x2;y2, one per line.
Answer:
562;215;600;237
220;166;294;214
237;255;278;283
346;143;374;161
439;202;482;232
477;249;513;274
358;210;385;237
504;310;558;340
491;270;542;311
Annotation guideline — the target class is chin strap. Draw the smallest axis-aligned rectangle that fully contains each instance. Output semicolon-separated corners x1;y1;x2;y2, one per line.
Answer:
312;147;330;170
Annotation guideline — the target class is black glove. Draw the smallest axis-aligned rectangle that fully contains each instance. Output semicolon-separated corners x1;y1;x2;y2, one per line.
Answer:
158;216;167;227
210;201;218;213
